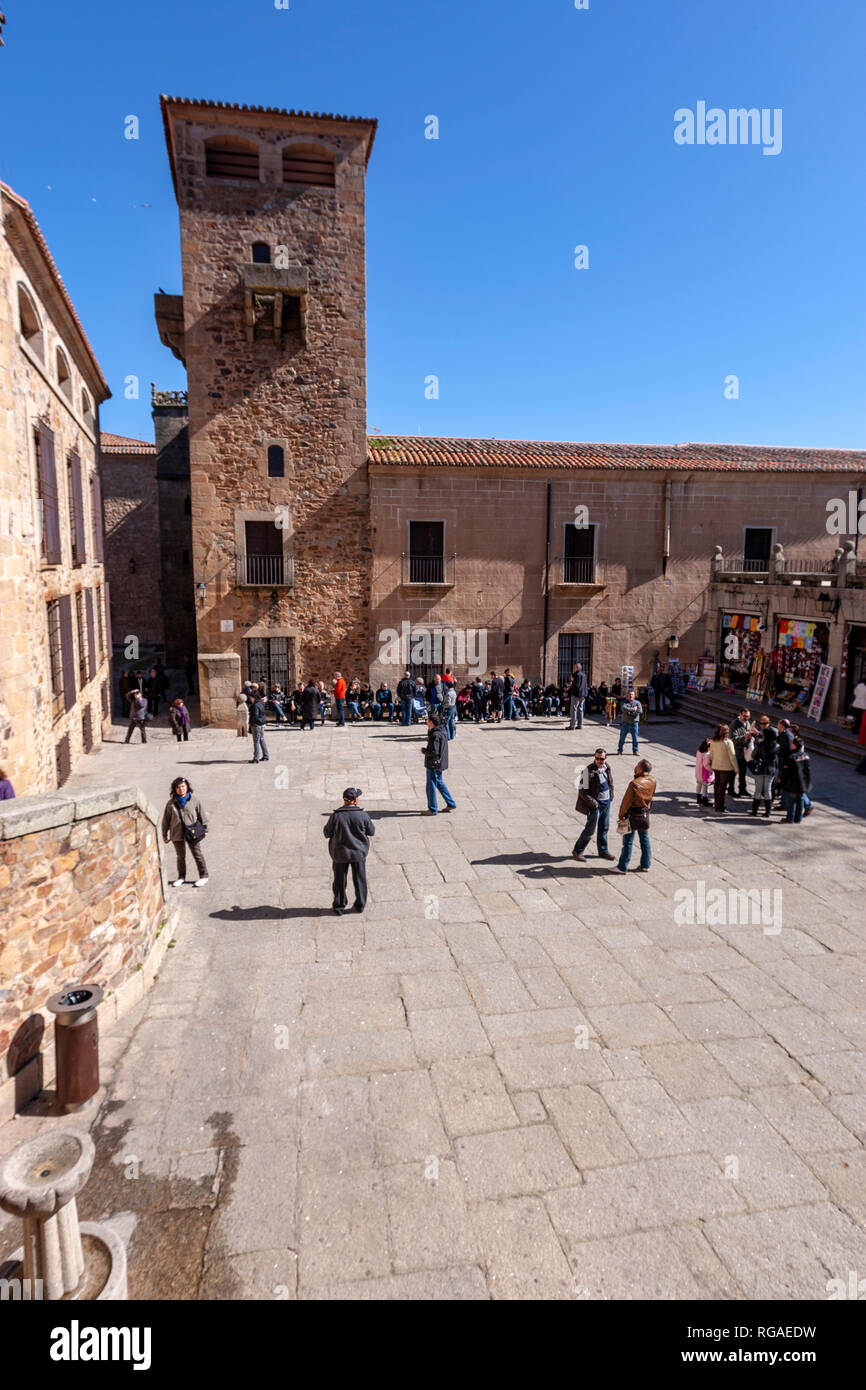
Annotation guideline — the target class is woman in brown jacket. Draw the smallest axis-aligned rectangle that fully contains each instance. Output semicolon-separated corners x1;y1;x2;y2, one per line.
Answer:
613;758;656;873
709;724;738;813
161;776;209;887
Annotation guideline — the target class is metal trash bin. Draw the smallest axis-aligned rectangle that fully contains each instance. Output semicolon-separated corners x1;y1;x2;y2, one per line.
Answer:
45;985;104;1112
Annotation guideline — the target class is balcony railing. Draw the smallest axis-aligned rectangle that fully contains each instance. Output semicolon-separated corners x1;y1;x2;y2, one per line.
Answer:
401;553;456;586
236;553;294;587
711;544;854;586
552;556;605;588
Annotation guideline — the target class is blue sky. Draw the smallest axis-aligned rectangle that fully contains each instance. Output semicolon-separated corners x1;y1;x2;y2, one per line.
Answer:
2;0;864;448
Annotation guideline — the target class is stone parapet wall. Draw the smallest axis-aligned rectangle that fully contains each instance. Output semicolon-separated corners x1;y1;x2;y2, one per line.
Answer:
0;785;170;1111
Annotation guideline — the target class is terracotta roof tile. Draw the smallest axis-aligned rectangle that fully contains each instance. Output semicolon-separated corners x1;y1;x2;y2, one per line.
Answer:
367;435;866;473
100;432;156;455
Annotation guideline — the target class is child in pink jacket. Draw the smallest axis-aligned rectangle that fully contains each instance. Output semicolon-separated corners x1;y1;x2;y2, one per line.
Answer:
695;737;713;808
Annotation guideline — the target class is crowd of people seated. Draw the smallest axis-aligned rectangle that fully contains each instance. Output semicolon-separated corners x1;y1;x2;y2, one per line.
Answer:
242;672;641;725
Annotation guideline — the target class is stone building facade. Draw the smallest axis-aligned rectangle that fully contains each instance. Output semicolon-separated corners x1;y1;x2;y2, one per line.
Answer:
368;440;866;718
0;182;111;794
156;96;377;724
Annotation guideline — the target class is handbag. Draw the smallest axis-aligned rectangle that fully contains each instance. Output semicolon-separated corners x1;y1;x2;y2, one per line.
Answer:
628;806;650;831
576;790;598;816
182;816;207;845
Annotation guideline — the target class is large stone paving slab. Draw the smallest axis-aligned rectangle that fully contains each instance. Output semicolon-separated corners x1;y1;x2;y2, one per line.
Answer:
3;711;864;1298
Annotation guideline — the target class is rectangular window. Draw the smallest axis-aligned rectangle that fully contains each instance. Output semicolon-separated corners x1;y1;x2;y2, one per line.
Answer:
90;470;104;562
563;523;596;583
743;527;773;573
35;424;62;564
47;598;64;720
243;519;284;585
76;590;88;685
409;520;445;583
68;452;86;566
557;633;592;686
282;150;335;187
96;584;106;658
55;734;71;789
58;593;76;713
245;636;293;691
85;588;97;681
281;294;301;335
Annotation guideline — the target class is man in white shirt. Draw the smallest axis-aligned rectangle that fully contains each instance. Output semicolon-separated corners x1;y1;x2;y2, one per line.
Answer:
852;680;866;738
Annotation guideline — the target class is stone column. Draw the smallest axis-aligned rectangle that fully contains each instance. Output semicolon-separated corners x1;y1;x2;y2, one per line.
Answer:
0;1130;94;1300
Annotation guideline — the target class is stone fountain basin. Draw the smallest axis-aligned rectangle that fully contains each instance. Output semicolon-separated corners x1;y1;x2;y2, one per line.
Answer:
4;1223;127;1300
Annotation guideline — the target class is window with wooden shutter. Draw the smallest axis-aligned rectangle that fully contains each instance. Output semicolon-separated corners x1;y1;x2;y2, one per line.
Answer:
36;425;62;564
58;593;76;712
282;146;335;187
205;137;259;180
85;588;96;681
90;470;104;562
68;452;86;566
96;583;106;658
76;590;88;684
47;598;64;720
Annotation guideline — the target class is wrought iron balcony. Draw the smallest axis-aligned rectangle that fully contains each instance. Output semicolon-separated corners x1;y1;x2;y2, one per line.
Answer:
235;553;294;588
551;556;605;590
401;553;456;586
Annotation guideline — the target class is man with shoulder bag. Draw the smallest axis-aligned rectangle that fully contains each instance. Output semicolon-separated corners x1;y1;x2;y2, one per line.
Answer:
572;748;616;862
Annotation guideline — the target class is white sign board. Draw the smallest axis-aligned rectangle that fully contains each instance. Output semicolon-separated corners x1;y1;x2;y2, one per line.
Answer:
807;663;833;722
220;620;234;633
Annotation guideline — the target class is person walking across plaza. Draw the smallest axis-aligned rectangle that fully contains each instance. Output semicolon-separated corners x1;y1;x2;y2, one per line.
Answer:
612;758;656;873
572;748;616;862
729;708;752;796
568;664;589;730
249;685;269;763
169;696;190;742
124;688;148;743
161;775;209;887
709;724;738;813
616;689;642;754
324;787;375;914
421;713;456;814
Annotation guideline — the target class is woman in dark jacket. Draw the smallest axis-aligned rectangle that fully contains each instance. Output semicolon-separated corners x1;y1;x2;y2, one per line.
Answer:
748;719;778;818
161;776;209;886
299;680;321;730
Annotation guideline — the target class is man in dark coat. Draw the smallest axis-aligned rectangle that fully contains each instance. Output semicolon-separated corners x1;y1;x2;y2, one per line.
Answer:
568;664;589;730
421;714;456;814
779;738;812;823
324;787;375;913
396;671;416;726
299;679;321;730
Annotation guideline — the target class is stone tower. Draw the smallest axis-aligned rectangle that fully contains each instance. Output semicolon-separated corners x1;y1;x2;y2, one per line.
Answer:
157;96;377;724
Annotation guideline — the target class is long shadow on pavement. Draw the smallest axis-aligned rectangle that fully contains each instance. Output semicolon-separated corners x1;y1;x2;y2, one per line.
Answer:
209;906;334;920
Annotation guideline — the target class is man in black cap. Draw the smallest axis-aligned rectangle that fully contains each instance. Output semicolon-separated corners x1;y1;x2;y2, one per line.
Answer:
324;788;375;914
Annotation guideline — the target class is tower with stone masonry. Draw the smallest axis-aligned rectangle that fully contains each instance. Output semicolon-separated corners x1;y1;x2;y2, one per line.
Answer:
157;96;377;724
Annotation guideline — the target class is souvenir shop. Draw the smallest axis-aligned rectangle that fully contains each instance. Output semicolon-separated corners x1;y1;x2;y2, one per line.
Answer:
718;612;763;691
766;617;830;711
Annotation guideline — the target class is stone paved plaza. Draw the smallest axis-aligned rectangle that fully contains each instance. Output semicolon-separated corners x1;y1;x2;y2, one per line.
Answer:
2;710;866;1300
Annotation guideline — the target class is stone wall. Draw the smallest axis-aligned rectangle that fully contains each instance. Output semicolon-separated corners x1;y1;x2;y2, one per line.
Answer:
101;444;163;650
0;785;172;1117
